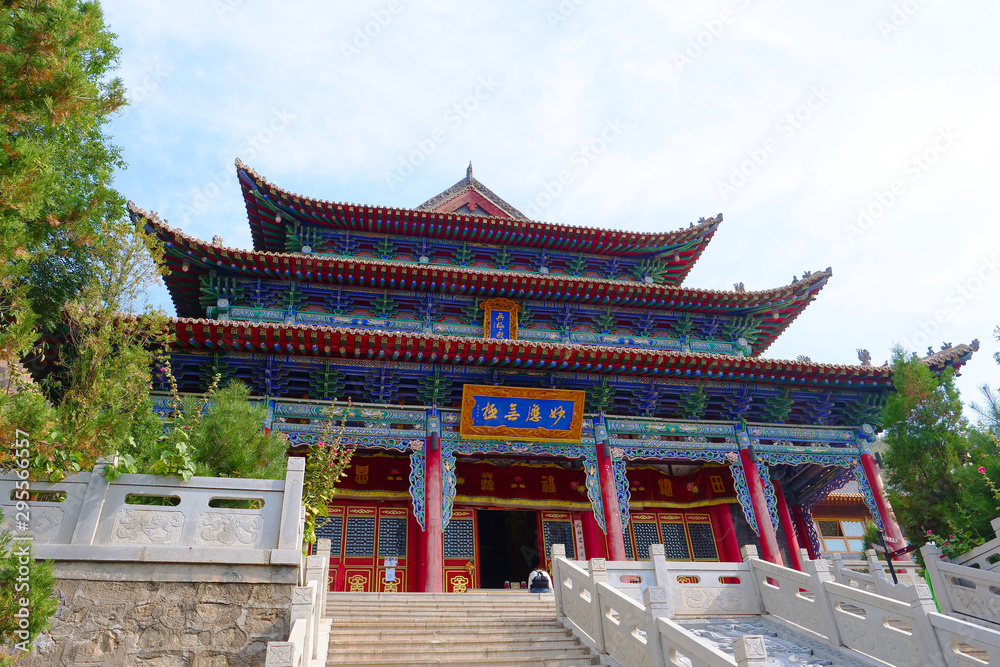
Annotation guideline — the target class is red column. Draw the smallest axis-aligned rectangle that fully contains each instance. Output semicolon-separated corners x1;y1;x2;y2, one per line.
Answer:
860;450;908;560
713;504;741;562
581;509;608;560
739;445;782;566
771;478;802;571
596;440;627;561
410;511;425;592
423;430;443;592
791;504;817;560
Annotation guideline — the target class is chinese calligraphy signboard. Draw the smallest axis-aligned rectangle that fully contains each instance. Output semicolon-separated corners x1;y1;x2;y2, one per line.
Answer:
481;298;520;340
459;385;585;443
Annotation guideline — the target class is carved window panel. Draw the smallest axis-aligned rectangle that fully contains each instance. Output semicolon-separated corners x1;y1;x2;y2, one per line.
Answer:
660;522;691;560
444;518;475;558
542;520;576;560
345;516;376;556
687;522;718;560
313;515;343;556
632;522;660;560
377;517;407;557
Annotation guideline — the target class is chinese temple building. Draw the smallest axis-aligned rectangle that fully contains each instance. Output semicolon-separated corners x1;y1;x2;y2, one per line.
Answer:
131;160;978;594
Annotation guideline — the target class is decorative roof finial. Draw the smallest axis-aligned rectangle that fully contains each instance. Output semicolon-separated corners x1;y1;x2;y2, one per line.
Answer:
857;349;871;366
467;161;473;180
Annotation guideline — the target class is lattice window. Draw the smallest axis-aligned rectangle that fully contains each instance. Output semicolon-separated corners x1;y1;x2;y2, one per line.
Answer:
660;522;691;560
345;516;376;556
632;522;660;560
625;532;635;560
543;521;576;560
444;519;475;558
817;519;865;553
377;517;407;558
312;516;343;556
687;523;718;560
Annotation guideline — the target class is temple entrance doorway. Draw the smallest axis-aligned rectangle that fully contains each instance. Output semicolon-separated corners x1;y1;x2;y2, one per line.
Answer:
476;509;541;589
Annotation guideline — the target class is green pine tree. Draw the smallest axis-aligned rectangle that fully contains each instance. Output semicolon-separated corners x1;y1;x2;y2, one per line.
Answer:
882;346;978;545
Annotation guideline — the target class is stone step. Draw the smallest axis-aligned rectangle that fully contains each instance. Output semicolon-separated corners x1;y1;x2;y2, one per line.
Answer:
328;619;564;630
327;606;557;615
328;659;598;666
329;626;573;639
325;644;596;664
330;633;580;653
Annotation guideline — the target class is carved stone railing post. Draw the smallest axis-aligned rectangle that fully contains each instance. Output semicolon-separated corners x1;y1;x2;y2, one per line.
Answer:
733;635;769;667
907;581;947;666
643;586;669;665
69;456;116;545
316;537;332;612
649;543;669;590
290;584;315;664
264;641;295;667
278;457;306;552
588;558;608;653
305;556;326;659
802;557;841;646
921;543;954;617
551;544;566;618
741;544;764;609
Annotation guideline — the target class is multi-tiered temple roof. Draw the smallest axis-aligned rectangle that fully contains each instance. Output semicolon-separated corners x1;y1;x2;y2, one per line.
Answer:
128;162;977;428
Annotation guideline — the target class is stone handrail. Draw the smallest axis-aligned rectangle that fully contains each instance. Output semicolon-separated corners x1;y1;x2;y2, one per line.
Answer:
266;539;331;667
923;542;1000;630
567;546;761;617
0;457;306;573
831;551;923;588
552;544;767;666
745;547;840;644
950;517;1000;571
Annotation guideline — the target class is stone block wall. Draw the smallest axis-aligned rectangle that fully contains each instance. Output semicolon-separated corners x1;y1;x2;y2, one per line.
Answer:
22;580;292;667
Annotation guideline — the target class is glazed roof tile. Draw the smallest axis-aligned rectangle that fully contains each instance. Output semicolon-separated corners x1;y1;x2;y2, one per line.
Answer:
134;202;830;355
167;316;977;388
236;159;721;277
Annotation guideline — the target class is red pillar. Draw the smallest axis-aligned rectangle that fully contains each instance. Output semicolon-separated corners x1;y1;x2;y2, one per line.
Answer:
595;439;627;561
713;503;741;562
791;504;817;560
739;444;783;566
423;429;443;592
860;449;908;560
581;509;608;560
771;478;802;571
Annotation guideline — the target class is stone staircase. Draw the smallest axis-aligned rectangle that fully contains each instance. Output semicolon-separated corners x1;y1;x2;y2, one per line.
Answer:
324;591;602;666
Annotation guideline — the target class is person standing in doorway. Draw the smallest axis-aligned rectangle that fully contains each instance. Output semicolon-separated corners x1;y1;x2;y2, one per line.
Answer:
528;565;553;593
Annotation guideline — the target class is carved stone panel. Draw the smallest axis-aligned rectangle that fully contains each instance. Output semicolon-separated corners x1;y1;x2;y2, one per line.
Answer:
195;513;264;547
111;509;184;544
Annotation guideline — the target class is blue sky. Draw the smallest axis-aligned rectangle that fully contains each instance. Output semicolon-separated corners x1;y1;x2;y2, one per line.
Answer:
103;0;1000;411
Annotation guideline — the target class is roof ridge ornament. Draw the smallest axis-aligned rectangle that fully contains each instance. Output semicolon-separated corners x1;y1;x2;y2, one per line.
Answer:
467;161;473;180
